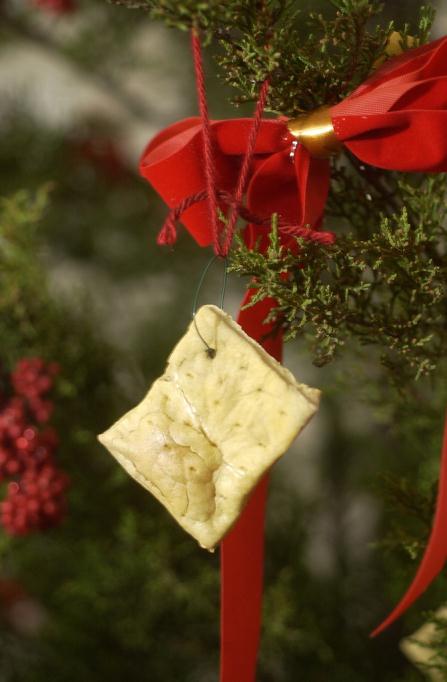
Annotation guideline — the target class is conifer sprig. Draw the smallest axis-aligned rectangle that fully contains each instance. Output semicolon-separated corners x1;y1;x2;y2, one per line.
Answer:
229;172;447;385
111;1;435;114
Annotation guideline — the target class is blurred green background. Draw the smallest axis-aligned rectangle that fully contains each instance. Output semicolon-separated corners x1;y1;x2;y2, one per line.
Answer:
0;1;446;680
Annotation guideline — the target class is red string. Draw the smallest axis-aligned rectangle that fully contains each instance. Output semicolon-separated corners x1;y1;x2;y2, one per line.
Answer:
158;188;336;247
181;29;269;257
191;29;221;256
221;78;270;256
157;217;178;246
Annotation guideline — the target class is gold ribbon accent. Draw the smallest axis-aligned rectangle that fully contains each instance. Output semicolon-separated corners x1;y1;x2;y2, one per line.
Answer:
287;106;341;159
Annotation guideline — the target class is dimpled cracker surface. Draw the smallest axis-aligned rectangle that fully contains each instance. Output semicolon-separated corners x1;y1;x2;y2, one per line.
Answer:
98;305;320;549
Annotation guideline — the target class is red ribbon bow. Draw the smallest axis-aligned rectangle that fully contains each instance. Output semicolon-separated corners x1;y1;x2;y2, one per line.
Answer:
140;116;334;248
141;33;447;678
142;35;447;241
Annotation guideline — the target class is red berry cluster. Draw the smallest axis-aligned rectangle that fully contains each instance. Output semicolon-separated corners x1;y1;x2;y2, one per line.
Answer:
32;0;77;14
73;136;130;184
0;359;69;536
11;358;60;424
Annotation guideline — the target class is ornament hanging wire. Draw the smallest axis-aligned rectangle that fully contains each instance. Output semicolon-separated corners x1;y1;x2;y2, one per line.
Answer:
192;255;228;358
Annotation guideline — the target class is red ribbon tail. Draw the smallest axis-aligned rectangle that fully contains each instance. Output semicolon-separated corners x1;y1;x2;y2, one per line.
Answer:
371;411;447;637
220;290;282;681
220;475;269;682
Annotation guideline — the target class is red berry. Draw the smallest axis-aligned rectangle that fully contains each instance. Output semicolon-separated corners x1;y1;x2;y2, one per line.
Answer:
30;399;54;424
5;460;20;475
1;465;69;535
8;482;19;495
26;498;39;513
11;358;58;409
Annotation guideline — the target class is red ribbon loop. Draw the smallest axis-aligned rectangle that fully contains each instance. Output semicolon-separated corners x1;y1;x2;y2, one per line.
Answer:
331;36;447;171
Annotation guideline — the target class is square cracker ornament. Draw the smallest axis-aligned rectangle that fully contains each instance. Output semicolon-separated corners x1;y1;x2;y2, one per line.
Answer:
98;305;320;550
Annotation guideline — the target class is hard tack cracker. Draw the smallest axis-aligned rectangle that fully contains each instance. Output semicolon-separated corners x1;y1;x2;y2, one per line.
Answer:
98;305;320;549
400;605;447;681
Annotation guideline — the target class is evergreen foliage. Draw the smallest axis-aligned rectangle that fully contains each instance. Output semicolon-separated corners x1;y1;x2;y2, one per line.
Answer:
113;0;434;112
1;0;447;679
230;172;447;385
